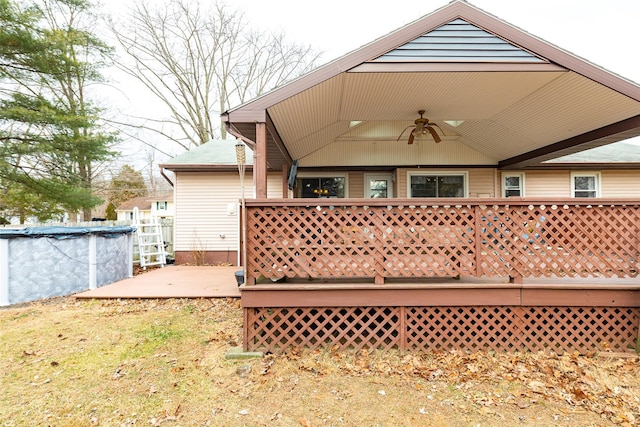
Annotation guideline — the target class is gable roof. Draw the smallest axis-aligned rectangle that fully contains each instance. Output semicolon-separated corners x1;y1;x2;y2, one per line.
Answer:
160;139;254;172
222;0;640;171
543;142;640;168
116;196;152;212
116;193;173;211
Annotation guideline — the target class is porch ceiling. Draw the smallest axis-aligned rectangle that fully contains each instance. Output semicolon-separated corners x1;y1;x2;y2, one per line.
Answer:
265;70;640;167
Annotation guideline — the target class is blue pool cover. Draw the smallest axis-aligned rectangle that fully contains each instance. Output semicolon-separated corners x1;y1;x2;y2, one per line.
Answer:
0;226;136;240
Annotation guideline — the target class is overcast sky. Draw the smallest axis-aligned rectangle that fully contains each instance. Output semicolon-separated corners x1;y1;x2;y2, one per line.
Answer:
236;0;640;83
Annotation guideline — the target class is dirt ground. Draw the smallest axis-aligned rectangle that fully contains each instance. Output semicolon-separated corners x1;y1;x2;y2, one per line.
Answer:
1;296;639;426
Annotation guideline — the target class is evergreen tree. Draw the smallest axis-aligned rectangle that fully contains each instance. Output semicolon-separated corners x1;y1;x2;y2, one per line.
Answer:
107;164;147;210
0;0;117;222
104;201;116;220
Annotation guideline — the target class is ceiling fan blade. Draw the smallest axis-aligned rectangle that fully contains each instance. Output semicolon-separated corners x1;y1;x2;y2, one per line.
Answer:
429;122;444;133
407;132;415;145
397;125;415;142
426;125;442;143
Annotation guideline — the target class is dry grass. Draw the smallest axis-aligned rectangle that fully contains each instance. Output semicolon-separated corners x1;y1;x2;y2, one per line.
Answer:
1;297;639;426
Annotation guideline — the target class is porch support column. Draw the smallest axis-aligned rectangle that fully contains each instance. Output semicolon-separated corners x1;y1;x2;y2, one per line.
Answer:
255;122;268;198
282;165;289;198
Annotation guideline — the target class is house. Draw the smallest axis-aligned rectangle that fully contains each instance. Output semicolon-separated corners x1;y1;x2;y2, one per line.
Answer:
221;1;640;353
159;139;284;265
115;193;174;221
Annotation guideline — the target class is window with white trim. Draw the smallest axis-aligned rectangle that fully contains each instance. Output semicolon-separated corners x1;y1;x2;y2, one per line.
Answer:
407;172;467;198
296;176;346;198
571;172;600;198
503;173;524;197
157;201;168;210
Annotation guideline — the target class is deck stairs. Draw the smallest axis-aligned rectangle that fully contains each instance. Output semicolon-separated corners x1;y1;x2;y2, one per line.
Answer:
132;207;167;269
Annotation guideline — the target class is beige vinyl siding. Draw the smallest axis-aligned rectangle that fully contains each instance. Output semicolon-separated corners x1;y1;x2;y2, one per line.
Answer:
267;172;285;199
522;171;570;197
601;170;640;197
468;169;496;197
349;172;364;198
174;172;282;254
396;168;409;197
509;170;640;198
352;168;640;199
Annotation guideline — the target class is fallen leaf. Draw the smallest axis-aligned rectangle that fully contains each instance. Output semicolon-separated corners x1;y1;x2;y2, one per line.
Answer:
299;417;312;427
572;388;588;400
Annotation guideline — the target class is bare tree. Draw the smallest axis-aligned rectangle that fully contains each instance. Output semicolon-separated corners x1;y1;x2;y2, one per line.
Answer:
109;0;321;150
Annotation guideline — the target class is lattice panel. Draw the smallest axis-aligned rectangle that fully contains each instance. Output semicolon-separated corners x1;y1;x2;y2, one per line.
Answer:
246;206;380;280
405;306;639;353
246;202;640;283
246;307;401;352
381;206;476;277
405;307;517;351
245;306;640;353
246;204;478;281
519;307;640;353
475;204;640;279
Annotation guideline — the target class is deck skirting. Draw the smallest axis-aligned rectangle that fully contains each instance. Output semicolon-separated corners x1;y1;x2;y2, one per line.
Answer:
241;283;640;353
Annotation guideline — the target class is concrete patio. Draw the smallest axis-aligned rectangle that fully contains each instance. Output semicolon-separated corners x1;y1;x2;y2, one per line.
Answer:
75;265;241;299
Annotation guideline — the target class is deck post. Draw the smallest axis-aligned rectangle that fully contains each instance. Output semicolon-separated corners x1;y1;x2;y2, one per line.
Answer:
255;122;268;198
282;165;289;198
243;308;249;351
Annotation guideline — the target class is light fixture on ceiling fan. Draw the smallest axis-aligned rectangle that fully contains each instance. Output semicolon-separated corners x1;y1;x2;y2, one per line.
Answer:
397;110;442;144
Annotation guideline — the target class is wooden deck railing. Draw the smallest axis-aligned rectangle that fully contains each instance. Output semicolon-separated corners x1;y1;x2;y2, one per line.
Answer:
243;198;640;285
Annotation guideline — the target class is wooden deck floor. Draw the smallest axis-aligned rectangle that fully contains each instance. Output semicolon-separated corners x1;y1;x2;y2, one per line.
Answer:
75;266;241;299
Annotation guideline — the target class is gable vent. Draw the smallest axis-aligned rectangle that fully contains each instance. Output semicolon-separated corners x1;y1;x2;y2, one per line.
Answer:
373;19;546;63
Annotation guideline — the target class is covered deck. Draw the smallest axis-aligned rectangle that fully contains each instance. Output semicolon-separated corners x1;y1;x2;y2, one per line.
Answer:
222;1;640;354
240;199;640;353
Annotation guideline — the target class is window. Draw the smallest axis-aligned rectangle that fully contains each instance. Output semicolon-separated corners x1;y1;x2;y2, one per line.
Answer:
156;201;168;210
503;173;524;197
369;180;388;198
408;172;467;198
297;176;346;198
571;173;600;198
365;173;394;198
